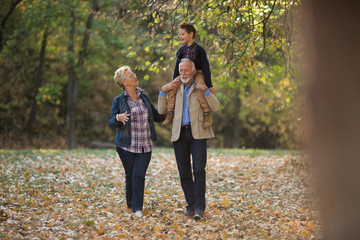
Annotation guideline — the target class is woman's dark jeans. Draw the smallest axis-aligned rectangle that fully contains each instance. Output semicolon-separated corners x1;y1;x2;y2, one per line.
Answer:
116;147;151;212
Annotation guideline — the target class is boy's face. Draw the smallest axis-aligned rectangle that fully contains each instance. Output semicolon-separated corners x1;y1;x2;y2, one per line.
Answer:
179;28;193;44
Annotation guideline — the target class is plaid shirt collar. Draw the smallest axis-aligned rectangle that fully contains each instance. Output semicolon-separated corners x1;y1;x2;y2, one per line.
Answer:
124;87;144;98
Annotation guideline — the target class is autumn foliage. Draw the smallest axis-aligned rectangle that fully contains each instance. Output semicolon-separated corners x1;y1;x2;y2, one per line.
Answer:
0;149;320;239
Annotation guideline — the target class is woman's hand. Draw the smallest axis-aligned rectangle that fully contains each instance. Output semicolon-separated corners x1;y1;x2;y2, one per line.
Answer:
116;111;130;125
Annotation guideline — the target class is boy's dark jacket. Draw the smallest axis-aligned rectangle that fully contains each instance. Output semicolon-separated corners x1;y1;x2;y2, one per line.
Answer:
108;91;165;146
173;42;213;88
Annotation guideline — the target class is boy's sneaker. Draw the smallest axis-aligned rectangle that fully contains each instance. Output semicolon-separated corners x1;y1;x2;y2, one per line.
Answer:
194;210;204;220
162;111;174;126
184;209;194;217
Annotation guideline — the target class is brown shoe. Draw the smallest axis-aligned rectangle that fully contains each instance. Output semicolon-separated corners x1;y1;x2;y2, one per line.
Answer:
162;111;174;126
203;112;212;128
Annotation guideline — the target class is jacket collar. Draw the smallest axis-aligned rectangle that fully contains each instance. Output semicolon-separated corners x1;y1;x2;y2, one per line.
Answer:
123;87;144;97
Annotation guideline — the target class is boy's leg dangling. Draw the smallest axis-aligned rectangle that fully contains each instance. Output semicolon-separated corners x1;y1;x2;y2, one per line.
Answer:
162;110;174;126
194;71;213;128
162;77;181;126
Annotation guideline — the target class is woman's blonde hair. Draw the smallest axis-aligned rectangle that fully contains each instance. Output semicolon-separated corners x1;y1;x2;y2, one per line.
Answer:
113;66;131;89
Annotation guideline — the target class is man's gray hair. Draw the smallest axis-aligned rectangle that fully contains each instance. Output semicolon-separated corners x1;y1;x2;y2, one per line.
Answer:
179;58;195;72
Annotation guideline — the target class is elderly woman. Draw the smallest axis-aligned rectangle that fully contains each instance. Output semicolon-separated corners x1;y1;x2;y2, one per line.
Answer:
109;66;165;217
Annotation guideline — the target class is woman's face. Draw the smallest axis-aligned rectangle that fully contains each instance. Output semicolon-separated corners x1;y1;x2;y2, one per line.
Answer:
179;28;193;44
122;71;138;88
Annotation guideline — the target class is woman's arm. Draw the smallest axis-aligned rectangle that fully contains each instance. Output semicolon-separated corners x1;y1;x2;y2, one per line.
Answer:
108;98;124;129
150;101;166;122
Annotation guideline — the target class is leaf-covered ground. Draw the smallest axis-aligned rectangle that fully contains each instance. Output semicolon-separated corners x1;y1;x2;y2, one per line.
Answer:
0;149;321;239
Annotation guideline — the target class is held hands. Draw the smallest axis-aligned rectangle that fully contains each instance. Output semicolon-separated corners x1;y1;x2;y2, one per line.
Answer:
116;111;130;125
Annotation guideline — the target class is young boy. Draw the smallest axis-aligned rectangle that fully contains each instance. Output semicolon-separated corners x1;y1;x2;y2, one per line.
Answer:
162;22;215;128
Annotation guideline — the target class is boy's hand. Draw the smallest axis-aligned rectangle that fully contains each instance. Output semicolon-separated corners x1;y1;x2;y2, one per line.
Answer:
195;82;208;92
161;82;177;92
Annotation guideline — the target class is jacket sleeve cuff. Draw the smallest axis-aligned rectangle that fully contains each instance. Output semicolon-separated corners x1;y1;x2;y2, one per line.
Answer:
204;89;211;97
159;90;166;96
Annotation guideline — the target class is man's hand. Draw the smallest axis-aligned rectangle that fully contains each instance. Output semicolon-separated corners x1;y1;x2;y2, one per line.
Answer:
195;82;208;92
161;82;178;92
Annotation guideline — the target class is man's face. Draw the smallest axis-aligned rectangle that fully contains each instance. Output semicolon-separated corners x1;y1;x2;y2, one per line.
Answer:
179;61;194;84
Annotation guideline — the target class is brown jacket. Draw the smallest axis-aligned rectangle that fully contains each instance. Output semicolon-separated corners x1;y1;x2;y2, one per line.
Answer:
158;83;220;142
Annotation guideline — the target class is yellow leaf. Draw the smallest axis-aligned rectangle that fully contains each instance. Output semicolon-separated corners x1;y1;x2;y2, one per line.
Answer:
98;229;105;235
117;234;128;239
153;226;160;234
221;199;230;207
177;230;185;236
301;230;311;237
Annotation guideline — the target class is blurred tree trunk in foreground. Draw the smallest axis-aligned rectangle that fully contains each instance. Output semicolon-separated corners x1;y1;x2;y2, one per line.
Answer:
304;0;360;238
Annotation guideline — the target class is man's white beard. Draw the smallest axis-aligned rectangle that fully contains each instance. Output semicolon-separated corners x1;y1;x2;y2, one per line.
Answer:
181;75;192;84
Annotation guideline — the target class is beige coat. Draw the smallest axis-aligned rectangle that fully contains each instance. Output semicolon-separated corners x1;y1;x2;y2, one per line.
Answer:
158;83;220;142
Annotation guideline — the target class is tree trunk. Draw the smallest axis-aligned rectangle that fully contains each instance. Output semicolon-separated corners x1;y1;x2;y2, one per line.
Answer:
77;0;98;68
304;0;360;238
66;0;98;149
0;0;22;53
26;26;49;133
233;87;241;148
66;11;77;149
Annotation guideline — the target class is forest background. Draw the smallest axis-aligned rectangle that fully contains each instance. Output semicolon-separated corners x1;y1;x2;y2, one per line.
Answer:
0;0;302;150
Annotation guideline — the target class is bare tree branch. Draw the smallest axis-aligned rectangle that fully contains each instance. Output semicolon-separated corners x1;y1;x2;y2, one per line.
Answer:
0;0;23;52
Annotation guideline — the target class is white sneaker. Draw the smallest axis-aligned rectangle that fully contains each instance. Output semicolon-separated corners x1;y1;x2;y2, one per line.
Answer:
133;210;143;217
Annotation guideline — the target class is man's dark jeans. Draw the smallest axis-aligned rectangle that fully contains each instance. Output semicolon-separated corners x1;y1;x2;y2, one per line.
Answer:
116;147;151;212
173;126;207;211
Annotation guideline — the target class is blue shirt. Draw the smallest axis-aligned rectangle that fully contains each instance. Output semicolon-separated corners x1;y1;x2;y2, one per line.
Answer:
159;83;211;126
181;81;194;126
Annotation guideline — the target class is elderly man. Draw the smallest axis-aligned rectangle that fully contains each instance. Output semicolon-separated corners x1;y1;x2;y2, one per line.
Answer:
158;58;220;220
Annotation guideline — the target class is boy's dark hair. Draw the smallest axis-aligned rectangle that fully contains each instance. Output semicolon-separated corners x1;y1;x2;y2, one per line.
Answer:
179;22;196;39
